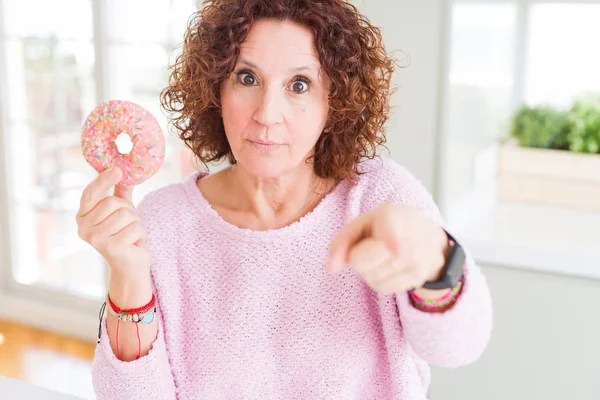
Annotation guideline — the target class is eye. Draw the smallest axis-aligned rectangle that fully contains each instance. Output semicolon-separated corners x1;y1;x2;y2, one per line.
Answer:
289;77;310;94
235;70;257;86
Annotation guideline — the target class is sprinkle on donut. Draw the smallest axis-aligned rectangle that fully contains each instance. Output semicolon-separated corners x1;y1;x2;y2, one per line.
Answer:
81;100;166;186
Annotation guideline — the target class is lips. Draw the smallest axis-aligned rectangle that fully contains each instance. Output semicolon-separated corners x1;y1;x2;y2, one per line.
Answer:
247;139;285;152
248;139;281;145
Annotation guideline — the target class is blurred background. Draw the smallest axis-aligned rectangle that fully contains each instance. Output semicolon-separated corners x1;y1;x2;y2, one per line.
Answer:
0;0;598;399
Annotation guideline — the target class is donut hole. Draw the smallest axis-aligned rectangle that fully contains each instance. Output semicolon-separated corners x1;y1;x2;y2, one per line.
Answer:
114;131;134;155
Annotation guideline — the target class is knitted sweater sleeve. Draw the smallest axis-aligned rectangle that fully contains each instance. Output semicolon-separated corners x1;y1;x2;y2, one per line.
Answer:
378;160;493;368
92;315;177;399
91;192;177;400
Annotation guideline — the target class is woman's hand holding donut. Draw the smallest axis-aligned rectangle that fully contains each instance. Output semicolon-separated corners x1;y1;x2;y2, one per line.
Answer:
76;166;151;283
78;166;156;360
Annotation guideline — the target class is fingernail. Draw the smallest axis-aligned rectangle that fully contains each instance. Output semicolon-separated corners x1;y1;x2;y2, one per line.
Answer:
391;243;402;258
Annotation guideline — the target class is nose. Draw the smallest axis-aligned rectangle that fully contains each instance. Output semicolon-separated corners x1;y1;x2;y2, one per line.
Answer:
253;87;284;126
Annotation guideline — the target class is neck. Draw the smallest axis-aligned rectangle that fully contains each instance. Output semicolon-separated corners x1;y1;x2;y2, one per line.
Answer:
226;162;332;227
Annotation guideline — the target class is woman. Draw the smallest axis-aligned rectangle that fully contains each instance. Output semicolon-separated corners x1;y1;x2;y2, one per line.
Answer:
79;0;492;398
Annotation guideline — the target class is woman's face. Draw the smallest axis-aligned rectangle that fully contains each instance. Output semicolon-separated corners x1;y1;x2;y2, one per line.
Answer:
220;19;330;178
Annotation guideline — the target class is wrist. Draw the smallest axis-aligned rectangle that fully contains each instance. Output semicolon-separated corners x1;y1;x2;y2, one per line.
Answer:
421;227;465;291
427;229;452;282
108;270;153;309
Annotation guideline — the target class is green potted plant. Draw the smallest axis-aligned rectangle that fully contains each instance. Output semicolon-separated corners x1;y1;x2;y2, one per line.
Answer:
498;95;600;212
568;95;600;154
509;105;571;150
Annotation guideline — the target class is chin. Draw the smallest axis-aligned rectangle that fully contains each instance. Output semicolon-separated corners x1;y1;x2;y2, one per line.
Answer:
235;155;297;178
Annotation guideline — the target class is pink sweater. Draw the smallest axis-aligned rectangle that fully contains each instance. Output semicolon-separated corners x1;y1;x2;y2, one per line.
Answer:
92;157;492;399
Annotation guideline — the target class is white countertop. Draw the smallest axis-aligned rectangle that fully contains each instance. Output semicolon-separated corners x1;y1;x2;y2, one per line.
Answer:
0;376;84;400
454;201;600;280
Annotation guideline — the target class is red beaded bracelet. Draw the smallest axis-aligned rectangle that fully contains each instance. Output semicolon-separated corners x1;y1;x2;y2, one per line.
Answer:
99;293;157;361
108;293;156;314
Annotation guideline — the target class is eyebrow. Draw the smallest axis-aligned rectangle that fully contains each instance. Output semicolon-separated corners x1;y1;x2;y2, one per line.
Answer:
237;58;318;74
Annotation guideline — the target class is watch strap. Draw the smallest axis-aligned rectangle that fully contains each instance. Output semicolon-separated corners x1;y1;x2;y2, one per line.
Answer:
422;229;465;290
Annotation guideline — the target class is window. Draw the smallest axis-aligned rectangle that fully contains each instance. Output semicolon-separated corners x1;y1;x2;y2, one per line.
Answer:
439;1;600;279
525;3;600;108
0;1;198;313
440;1;517;222
3;0;102;299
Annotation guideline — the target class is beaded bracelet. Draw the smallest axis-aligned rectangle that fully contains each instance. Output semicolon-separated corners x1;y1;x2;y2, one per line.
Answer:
107;293;157;324
97;293;157;361
409;276;464;313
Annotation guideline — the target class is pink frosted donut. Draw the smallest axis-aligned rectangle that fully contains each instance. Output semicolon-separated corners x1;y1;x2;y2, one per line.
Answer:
81;100;165;186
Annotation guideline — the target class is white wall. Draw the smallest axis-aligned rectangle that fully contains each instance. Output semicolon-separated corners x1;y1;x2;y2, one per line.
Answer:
356;0;444;194
429;264;600;400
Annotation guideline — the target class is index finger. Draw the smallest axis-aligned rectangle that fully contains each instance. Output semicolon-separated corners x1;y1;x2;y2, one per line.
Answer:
78;167;123;217
113;183;134;203
327;212;372;274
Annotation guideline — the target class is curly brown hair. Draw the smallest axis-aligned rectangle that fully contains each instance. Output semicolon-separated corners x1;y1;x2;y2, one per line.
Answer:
160;0;398;183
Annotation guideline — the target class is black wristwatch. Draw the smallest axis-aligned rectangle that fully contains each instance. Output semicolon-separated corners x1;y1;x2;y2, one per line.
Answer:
422;229;465;290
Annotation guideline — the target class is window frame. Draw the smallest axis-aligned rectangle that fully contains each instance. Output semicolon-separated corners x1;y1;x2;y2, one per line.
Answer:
435;0;600;280
0;0;191;338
